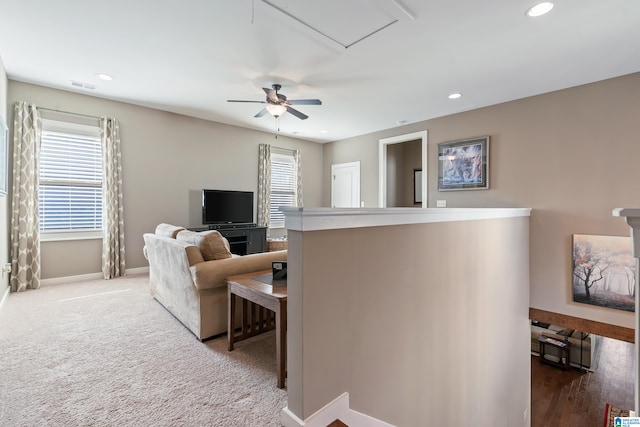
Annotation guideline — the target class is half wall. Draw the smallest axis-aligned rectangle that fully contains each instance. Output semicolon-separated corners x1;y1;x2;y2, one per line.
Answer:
283;208;531;427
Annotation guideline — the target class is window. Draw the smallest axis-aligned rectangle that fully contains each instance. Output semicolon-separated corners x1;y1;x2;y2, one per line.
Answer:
269;151;297;228
39;120;103;239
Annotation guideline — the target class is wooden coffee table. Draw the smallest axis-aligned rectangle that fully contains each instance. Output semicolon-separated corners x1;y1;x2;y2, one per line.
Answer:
226;270;287;388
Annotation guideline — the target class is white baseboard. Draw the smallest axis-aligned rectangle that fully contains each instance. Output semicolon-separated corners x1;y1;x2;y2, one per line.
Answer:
281;393;394;427
341;408;395;427
0;286;9;311
125;267;150;276
41;267;149;286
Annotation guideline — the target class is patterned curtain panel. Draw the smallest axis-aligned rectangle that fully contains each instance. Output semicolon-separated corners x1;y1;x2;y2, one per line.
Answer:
294;149;303;207
100;117;126;279
10;102;41;292
257;144;271;228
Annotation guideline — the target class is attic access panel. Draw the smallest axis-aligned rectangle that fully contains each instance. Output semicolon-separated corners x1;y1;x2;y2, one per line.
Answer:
261;0;399;48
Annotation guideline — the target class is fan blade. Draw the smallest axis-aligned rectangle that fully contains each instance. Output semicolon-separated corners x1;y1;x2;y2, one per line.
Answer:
254;108;268;118
263;87;279;103
288;99;322;105
286;106;309;120
227;100;266;104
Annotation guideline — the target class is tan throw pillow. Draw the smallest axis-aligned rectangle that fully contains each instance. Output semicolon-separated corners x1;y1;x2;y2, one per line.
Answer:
155;223;185;239
176;230;232;260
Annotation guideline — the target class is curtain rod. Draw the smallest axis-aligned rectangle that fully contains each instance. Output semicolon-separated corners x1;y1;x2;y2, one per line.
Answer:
37;107;101;121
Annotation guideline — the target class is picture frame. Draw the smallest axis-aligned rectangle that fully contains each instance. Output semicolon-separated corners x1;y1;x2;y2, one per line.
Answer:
572;234;635;312
437;136;489;191
413;169;422;204
0;115;7;196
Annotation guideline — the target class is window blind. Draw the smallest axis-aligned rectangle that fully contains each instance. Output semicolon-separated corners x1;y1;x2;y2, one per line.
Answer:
270;152;296;228
39;129;103;232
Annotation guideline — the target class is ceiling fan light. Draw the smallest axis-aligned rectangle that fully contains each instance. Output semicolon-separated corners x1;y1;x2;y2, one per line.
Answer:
266;104;287;117
526;2;553;17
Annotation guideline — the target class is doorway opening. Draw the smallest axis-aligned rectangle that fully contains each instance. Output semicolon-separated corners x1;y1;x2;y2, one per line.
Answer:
378;130;428;207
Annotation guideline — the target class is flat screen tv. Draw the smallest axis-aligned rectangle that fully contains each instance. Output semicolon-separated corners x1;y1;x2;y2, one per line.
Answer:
202;189;254;225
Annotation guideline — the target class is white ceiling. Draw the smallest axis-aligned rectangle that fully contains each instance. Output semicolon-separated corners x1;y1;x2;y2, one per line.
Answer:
1;0;639;143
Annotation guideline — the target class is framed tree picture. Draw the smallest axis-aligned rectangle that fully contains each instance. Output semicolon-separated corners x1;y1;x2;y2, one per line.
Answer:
572;234;635;312
437;136;489;191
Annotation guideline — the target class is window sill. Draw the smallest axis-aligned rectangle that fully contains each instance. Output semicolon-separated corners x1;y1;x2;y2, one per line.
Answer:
40;231;103;242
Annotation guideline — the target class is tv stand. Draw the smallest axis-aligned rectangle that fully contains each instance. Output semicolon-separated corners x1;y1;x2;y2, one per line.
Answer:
190;225;266;255
208;223;257;230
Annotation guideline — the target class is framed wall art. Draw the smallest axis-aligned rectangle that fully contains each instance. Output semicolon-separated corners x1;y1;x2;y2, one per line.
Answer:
572;234;635;312
437;136;489;191
413;169;422;204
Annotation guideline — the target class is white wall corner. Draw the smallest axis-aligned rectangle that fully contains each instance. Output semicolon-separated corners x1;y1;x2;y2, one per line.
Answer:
281;406;306;427
281;393;395;427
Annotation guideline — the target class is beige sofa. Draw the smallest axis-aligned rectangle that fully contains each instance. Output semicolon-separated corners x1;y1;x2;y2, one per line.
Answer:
531;322;592;368
143;224;287;340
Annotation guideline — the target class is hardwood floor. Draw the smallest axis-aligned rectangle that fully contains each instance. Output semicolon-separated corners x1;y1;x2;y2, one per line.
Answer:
531;335;634;427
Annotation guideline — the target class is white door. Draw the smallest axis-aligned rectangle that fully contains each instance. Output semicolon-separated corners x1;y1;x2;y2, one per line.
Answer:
331;161;361;208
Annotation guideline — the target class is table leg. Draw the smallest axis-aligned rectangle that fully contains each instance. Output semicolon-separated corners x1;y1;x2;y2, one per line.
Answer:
275;300;287;389
228;289;236;351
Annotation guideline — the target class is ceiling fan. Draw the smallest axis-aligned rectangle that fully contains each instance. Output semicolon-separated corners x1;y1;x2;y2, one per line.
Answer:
227;84;322;120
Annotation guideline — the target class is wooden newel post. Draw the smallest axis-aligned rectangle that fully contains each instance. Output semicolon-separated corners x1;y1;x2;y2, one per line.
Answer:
613;208;640;415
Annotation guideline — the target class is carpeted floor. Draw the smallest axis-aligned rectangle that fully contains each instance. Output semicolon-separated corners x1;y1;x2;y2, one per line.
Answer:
0;274;287;426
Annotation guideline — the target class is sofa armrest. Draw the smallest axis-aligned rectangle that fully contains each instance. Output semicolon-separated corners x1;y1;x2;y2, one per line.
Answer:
190;250;288;291
143;233;205;266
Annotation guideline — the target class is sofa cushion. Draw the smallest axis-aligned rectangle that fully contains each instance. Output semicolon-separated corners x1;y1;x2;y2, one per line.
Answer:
176;230;232;260
557;328;575;337
155;223;186;238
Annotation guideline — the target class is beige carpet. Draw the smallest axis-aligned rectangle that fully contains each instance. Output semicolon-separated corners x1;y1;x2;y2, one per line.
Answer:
0;274;287;426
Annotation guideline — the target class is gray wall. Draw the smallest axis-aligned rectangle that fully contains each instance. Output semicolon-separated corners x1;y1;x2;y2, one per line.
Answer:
288;216;531;426
323;72;640;330
0;56;8;300
7;81;323;279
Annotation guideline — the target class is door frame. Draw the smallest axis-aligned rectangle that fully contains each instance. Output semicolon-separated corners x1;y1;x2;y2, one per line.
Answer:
378;130;428;208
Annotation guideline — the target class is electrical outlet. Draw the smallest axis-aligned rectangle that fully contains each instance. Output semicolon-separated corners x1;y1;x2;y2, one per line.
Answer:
436;200;446;208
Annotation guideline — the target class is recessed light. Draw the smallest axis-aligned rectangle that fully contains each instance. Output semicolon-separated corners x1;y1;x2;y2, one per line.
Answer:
526;2;553;17
320;130;328;133
448;93;462;99
396;120;408;125
95;73;113;81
